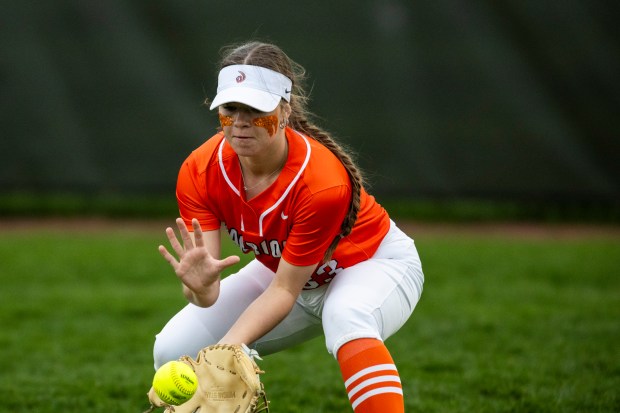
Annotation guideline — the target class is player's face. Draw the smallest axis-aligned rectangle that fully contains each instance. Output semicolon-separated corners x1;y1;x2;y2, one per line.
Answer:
218;103;284;157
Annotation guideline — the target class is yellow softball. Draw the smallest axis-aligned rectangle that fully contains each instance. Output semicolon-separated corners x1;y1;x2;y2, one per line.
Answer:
153;361;198;405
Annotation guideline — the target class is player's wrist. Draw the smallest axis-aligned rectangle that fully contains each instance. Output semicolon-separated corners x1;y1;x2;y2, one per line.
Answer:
183;280;220;307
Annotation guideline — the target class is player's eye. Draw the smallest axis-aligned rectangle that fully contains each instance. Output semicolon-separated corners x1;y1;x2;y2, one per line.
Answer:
221;104;264;117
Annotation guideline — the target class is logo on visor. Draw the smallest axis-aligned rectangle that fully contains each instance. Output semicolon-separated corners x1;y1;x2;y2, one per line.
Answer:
236;71;246;83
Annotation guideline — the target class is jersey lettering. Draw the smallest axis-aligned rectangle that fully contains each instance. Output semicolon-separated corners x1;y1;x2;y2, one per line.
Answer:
269;239;282;258
245;241;260;255
227;227;284;259
303;259;344;290
228;228;248;253
229;228;240;248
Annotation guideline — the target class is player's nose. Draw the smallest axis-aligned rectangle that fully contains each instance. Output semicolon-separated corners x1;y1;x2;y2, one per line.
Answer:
233;111;252;126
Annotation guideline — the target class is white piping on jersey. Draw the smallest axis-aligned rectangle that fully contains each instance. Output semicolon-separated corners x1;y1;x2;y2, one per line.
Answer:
218;138;241;197
217;131;312;237
258;131;311;236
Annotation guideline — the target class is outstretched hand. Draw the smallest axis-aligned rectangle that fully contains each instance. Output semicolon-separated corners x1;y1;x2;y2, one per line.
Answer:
159;218;240;303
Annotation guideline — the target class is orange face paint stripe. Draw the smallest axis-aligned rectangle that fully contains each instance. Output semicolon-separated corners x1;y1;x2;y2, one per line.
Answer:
218;113;278;136
218;113;233;127
252;115;278;136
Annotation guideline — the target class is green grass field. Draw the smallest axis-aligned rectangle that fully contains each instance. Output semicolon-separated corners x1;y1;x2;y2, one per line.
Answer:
0;220;618;412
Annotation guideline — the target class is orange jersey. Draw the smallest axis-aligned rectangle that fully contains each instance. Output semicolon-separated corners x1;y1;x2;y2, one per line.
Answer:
176;128;390;289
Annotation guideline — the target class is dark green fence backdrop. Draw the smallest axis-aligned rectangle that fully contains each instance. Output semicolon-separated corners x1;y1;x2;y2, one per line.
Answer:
1;1;619;208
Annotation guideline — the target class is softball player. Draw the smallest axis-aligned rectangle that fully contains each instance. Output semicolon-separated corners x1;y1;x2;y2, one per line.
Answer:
154;41;424;413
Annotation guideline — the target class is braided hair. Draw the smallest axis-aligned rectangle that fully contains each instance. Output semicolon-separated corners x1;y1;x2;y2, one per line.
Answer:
213;41;365;263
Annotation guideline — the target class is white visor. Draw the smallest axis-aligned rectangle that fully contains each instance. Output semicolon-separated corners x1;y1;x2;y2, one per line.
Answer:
209;64;292;113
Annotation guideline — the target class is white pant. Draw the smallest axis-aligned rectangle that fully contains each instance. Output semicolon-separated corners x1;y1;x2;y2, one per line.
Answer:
153;221;424;369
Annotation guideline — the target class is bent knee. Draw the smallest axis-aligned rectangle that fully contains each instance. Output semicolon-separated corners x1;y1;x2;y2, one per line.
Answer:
323;306;382;356
152;333;183;370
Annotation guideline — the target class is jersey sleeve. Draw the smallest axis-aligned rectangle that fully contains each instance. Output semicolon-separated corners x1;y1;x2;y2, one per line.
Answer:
176;155;221;231
282;184;350;266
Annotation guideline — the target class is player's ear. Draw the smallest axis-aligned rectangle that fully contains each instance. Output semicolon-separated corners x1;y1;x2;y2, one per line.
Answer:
281;101;292;118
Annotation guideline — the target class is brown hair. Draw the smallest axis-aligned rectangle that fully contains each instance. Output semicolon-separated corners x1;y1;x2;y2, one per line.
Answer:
213;41;364;262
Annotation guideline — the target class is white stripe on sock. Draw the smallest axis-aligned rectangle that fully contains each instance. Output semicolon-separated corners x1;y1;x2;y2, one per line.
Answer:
348;375;402;399
351;387;404;410
344;364;397;388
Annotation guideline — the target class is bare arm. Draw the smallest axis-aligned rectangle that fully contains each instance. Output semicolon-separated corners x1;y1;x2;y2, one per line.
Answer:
159;218;240;307
218;259;316;346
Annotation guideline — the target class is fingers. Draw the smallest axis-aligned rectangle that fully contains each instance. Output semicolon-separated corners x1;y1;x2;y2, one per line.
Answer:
168;218;202;253
176;218;194;249
161;218;215;275
158;245;179;271
192;218;204;248
218;255;241;270
165;226;185;257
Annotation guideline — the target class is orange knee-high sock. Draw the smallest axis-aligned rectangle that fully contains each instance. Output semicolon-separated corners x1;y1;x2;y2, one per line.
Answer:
337;338;404;413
